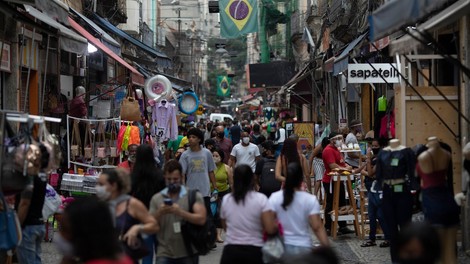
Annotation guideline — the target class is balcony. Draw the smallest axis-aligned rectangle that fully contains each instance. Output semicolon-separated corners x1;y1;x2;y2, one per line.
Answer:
99;0;127;24
328;0;358;43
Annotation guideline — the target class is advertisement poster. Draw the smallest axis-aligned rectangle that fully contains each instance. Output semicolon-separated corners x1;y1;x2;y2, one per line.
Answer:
285;123;294;138
293;122;315;151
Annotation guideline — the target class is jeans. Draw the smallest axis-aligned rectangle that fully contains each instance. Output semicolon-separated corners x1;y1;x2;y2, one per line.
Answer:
142;235;157;264
367;191;390;241
284;244;311;256
156;256;198;264
16;224;46;264
274;143;283;158
322;182;347;231
382;184;413;263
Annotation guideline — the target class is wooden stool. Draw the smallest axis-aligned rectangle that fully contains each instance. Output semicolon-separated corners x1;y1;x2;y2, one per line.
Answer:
330;173;361;239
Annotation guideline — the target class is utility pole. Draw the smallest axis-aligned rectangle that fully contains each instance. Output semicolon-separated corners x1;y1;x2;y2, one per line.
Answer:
177;8;181;56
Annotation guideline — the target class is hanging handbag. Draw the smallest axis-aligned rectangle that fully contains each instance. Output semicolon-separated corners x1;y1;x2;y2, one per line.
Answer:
262;223;285;263
119;199;149;260
110;122;118;157
70;120;81;158
120;94;141;121
84;122;93;159
40;124;61;172
121;125;132;152
96;122;106;159
0;192;22;250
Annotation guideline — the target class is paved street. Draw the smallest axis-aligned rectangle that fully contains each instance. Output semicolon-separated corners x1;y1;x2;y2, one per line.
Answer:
39;230;470;263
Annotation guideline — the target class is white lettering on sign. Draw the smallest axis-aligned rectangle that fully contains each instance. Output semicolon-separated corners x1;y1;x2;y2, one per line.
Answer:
348;63;400;83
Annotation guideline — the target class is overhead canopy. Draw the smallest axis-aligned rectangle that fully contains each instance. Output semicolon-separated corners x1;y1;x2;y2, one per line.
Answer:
68;17;144;86
333;32;368;76
35;0;70;25
91;13;172;68
389;0;470;55
69;8;121;55
368;0;449;41
24;5;88;54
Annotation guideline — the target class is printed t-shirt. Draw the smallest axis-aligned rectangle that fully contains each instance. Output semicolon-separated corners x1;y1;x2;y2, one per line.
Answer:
179;148;216;197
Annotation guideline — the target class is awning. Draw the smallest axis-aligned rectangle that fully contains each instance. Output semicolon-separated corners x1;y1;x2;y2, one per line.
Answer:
368;0;449;41
35;0;69;25
279;62;314;94
69;8;121;55
333;32;368;76
91;13;172;68
23;5;88;54
68;17;144;86
389;0;470;55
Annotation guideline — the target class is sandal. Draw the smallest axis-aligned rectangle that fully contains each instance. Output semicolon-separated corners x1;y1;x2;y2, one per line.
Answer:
379;241;390;248
360;240;377;247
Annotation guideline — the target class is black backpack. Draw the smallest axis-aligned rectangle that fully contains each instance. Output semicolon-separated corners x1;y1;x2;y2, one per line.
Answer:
259;158;281;197
181;189;217;255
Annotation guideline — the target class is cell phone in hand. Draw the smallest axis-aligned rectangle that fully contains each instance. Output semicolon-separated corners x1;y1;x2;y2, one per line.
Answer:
164;198;173;206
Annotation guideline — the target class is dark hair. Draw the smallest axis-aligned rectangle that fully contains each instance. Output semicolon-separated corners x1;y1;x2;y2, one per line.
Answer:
164;159;183;175
258;135;266;145
282;162;304;210
253;124;260;133
262;140;276;153
65;197;122;261
233;165;254;204
281;138;300;164
187;127;204;143
212;148;225;162
397;223;441;263
102;168;130;194
204;138;215;148
131;145;165;207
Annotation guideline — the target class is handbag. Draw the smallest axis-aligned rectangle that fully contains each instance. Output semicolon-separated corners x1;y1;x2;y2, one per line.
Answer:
96;122;106;159
84;122;93;159
262;222;285;263
40;125;61;172
120;96;141;121
0;192;22;250
109;122;118;157
70;120;81;158
119;199;149;260
42;183;62;219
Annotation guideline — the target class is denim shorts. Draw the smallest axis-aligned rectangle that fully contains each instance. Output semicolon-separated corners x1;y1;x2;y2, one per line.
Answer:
16;224;46;264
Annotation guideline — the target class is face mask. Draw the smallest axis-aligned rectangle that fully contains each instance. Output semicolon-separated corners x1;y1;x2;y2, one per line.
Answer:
128;154;136;163
95;185;111;200
167;183;181;193
217;132;225;138
335;140;342;147
213;156;221;163
242;137;250;144
372;148;380;155
54;232;74;257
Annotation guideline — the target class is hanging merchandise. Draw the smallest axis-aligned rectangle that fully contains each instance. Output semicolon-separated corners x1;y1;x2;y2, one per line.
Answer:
96;122;107;159
40;124;61;173
178;91;199;115
83;122;94;160
109;122;118;158
129;125;141;146
378;96;387;112
121;124;132;152
70;120;81;158
144;75;172;103
380;110;396;139
151;99;178;142
120;96;141;121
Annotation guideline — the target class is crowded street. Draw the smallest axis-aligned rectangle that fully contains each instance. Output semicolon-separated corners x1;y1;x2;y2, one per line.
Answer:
2;0;470;264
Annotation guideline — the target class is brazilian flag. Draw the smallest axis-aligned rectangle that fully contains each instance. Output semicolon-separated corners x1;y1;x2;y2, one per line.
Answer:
219;0;258;38
217;76;231;97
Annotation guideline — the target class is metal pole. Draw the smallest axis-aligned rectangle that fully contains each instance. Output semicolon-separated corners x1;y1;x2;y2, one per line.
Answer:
41;35;50;114
178;8;181;56
23;27;36;113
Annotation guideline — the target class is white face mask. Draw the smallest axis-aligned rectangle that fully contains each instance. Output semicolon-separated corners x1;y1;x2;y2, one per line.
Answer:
335;140;342;148
54;232;74;257
242;137;250;144
95;185;111;200
213;156;221;163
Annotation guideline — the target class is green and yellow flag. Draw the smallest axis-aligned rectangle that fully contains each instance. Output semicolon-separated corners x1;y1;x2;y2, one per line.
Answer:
217;75;231;97
219;0;258;38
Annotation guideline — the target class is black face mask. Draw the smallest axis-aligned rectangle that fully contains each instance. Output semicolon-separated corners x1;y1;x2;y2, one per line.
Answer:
217;132;224;138
372;148;380;155
167;183;181;193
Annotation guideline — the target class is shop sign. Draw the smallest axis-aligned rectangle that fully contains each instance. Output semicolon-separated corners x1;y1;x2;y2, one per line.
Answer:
347;63;400;83
339;118;348;129
0;41;11;72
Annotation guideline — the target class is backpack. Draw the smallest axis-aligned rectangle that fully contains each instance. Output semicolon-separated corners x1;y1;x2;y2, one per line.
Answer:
181;189;217;255
259;158;281;197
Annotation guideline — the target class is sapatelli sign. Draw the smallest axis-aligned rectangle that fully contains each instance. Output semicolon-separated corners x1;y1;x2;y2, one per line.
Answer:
347;63;400;83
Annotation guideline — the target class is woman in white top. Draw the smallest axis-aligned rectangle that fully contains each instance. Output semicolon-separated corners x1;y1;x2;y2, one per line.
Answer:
220;165;278;264
269;162;329;256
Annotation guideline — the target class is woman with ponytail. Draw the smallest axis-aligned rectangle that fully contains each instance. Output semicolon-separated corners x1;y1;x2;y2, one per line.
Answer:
269;162;329;256
220;165;278;264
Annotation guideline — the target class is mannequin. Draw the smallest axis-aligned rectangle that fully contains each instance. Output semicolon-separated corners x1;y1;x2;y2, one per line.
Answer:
417;136;459;264
375;138;416;263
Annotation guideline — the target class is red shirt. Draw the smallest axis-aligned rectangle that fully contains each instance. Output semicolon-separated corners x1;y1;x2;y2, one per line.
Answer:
322;144;346;183
117;161;133;172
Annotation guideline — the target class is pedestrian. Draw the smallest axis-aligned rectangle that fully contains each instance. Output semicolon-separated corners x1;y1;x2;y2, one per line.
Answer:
213;125;233;164
174;147;185;161
96;168;158;263
274;122;286;157
130;145;166;264
229;131;261;172
220;165;278;264
250;124;262;145
309;138;329;201
118;144;138;173
344;120;363;168
254;140;281;197
269;162;329;257
179;128;218;216
211;149;233;243
149;160;207;264
56;197;133;264
396;222;441;264
322;132;354;236
204;138;216;152
275;138;311;193
229;119;242;146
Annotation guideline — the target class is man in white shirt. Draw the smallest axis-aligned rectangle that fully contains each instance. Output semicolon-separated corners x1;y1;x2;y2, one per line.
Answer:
229;131;261;172
345;120;362;168
274;123;286;158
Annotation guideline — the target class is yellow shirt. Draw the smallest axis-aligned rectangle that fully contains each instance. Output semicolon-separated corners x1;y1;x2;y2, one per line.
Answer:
213;163;229;192
178;136;188;148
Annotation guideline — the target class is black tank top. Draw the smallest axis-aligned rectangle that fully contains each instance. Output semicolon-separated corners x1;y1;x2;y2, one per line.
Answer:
115;199;139;236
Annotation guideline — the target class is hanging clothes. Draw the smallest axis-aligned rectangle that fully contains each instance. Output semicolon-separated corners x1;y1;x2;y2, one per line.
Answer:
151;100;178;141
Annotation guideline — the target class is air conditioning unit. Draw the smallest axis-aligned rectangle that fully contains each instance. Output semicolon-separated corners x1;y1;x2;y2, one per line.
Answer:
209;1;219;13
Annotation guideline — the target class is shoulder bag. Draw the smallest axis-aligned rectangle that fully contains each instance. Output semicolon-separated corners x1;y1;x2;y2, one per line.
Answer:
119;199;149;260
